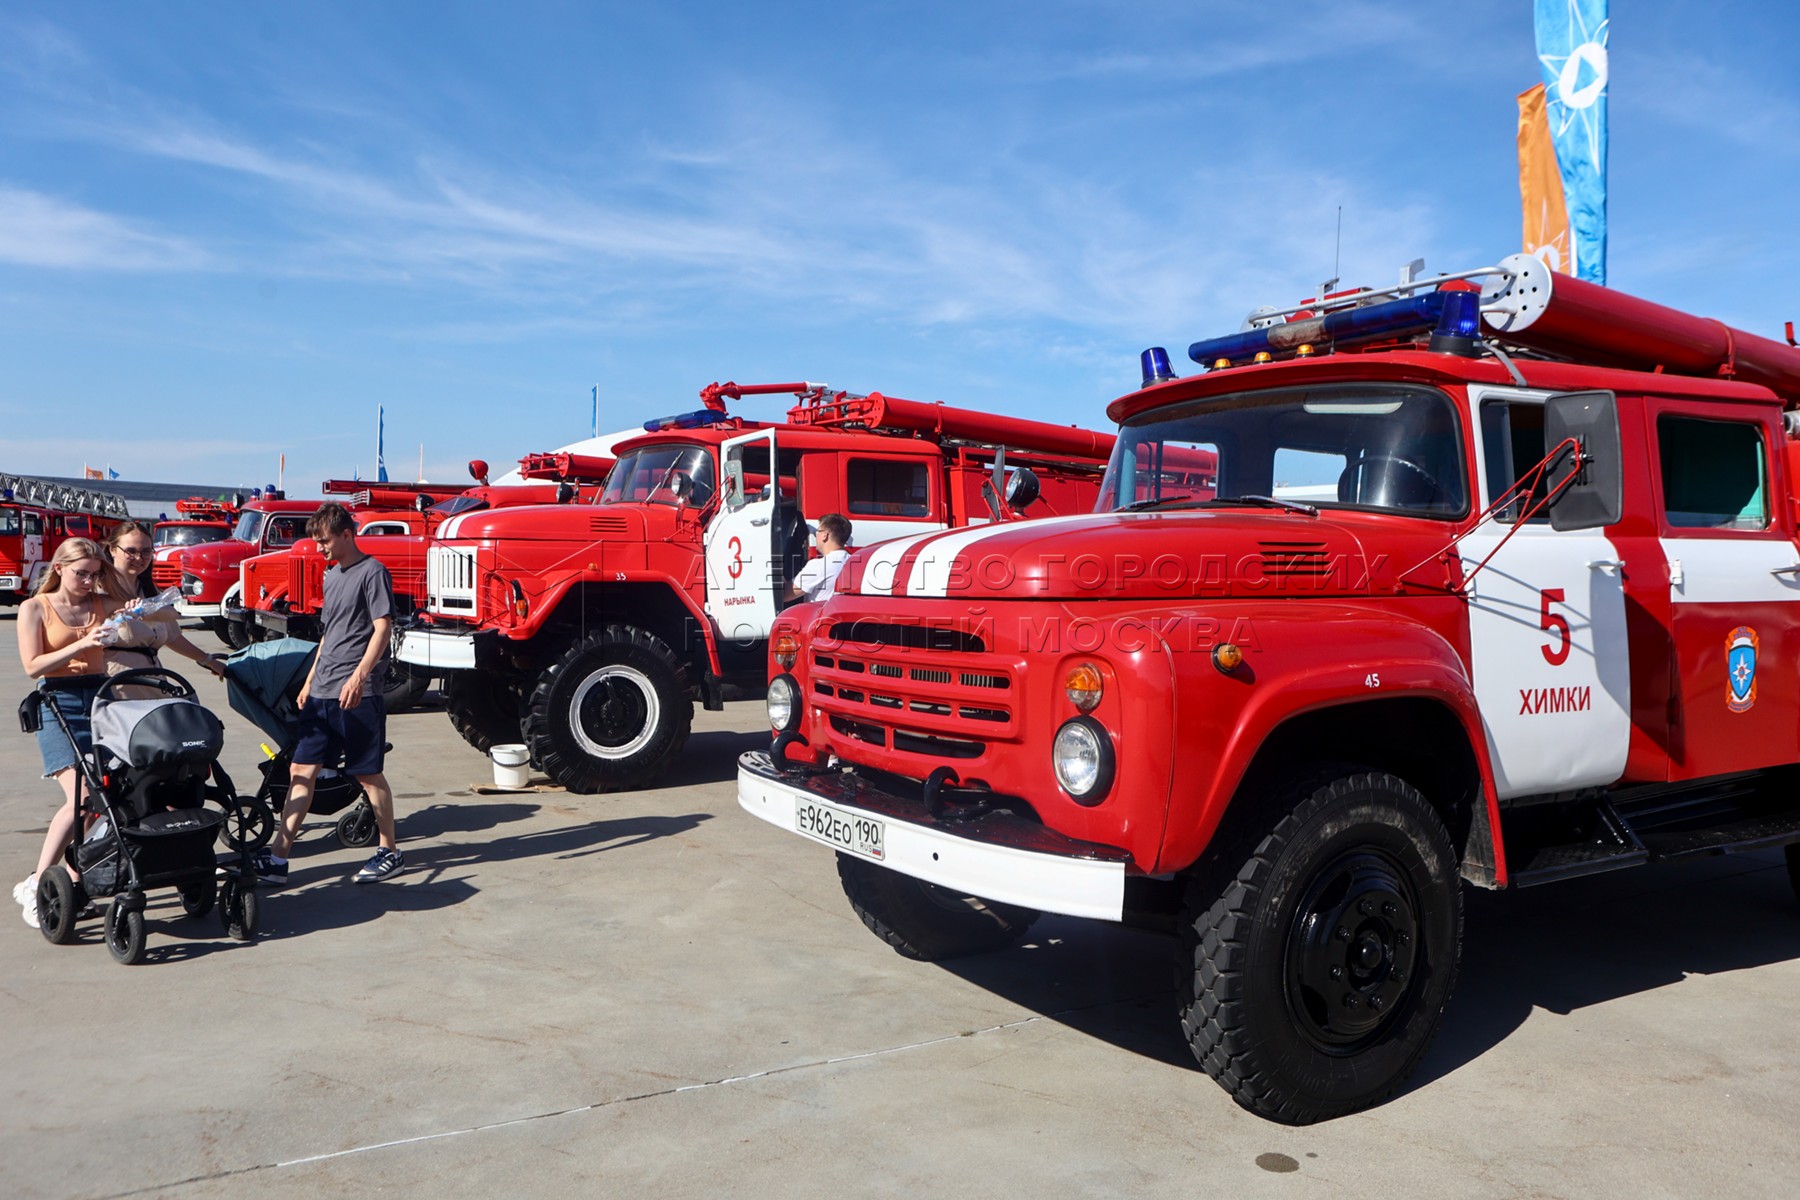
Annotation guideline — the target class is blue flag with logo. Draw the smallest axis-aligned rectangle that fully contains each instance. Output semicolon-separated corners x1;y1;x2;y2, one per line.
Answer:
1535;0;1608;285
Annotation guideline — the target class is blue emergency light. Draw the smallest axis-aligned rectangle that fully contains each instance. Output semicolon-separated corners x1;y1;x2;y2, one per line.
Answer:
642;409;732;432
1186;287;1486;369
1139;347;1178;390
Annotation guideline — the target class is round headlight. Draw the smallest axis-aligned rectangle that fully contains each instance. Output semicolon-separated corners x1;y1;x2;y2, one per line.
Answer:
1052;716;1115;804
767;673;801;733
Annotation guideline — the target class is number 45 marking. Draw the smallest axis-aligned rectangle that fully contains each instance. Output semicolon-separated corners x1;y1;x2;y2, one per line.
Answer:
1540;588;1571;666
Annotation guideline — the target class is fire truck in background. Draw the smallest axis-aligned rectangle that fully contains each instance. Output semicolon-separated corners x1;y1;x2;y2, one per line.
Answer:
399;381;1131;793
151;498;238;592
240;451;619;708
0;473;129;605
740;256;1800;1123
176;496;322;647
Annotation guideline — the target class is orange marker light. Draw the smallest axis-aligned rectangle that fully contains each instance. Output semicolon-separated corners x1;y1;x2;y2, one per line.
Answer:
1212;643;1244;673
773;631;800;670
1064;663;1104;711
1253;351;1273;364
1296;343;1316;357
1213;358;1232;370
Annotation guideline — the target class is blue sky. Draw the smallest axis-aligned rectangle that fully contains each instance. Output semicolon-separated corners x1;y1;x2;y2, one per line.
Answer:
3;1;1797;496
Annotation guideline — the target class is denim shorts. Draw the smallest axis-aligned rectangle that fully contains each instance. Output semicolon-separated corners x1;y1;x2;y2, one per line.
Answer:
33;677;102;778
293;694;387;776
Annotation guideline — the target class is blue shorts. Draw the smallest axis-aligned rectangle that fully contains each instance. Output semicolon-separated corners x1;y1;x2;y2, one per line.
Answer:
34;677;102;779
292;694;387;776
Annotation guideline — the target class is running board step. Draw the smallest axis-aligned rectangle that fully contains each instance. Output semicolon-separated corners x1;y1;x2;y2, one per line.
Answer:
1502;772;1800;888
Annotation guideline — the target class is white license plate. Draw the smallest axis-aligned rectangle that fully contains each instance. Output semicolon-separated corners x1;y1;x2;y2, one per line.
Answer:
794;799;885;860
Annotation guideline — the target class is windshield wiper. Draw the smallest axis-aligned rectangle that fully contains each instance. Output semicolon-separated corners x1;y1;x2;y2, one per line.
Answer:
1204;494;1320;517
1119;496;1212;513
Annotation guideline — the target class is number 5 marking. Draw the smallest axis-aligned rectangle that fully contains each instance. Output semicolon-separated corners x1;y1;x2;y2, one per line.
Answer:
1540;588;1570;666
727;535;744;580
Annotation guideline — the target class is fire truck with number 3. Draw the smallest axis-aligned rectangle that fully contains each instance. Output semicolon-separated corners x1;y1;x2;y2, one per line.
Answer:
399;381;1130;793
740;255;1800;1124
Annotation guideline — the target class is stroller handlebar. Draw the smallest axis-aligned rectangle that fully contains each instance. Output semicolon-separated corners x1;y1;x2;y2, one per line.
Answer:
96;668;199;704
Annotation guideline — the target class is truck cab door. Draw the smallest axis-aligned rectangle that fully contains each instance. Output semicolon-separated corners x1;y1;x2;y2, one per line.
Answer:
1460;387;1633;798
705;429;782;648
21;511;45;582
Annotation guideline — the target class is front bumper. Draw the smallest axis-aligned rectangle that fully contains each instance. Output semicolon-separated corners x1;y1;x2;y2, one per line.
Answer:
737;750;1129;921
176;600;221;618
398;627;480;671
0;575;22;591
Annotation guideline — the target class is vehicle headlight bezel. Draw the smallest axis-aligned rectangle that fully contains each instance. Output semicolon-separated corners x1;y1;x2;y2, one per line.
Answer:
767;672;801;733
1052;716;1115;805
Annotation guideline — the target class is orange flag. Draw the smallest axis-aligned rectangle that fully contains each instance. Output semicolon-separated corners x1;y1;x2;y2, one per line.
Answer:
1518;83;1573;276
83;465;103;480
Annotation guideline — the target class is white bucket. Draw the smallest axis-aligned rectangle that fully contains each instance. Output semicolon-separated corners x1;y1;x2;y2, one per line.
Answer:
490;744;532;789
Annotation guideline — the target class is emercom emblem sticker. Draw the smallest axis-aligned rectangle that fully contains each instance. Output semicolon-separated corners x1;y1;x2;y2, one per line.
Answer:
1727;626;1759;713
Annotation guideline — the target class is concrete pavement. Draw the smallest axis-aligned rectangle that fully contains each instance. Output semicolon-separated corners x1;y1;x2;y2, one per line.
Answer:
2;619;1797;1199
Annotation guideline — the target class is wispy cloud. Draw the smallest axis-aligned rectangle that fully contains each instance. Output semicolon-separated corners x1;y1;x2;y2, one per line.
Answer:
0;185;208;270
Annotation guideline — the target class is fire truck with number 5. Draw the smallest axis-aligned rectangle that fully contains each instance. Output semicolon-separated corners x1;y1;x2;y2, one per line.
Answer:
740;256;1800;1124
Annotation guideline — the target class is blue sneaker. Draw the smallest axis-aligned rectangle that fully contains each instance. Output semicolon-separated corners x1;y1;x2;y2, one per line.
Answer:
354;848;404;884
251;849;289;884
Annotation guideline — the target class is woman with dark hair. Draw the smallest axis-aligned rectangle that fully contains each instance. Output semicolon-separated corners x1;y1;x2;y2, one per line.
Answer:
102;520;226;680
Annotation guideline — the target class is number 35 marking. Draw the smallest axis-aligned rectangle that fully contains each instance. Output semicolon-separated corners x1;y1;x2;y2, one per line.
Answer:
1540;588;1571;666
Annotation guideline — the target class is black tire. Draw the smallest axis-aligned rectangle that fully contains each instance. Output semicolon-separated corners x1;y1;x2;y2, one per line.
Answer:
208;615;250;650
525;625;692;794
105;899;148;965
36;867;80;945
337;800;378;848
445;672;525;755
180;881;216;920
1178;767;1462;1125
380;660;431;713
218;794;277;854
836;852;1039;960
219;878;259;941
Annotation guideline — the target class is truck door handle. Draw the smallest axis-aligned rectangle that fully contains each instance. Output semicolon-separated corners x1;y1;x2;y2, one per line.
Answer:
1587;559;1624;574
750;517;770;527
1770;564;1800;578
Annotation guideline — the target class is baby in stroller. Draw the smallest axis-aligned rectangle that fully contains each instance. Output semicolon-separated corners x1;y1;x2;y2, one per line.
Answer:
19;667;263;963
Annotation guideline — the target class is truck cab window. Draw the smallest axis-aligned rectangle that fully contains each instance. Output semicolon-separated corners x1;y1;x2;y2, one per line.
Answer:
23;511;41;536
1658;415;1768;530
0;508;19;536
1479;400;1550;524
847;459;929;517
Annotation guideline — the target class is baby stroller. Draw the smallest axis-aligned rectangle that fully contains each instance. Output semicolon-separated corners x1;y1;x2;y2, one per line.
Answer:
224;638;381;850
18;668;263;964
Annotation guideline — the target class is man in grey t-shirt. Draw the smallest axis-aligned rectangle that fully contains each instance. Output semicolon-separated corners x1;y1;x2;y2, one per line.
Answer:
254;502;405;884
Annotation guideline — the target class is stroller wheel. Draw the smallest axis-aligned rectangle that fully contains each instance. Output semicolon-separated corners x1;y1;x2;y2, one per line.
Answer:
220;878;259;942
218;795;277;854
180;881;216;920
105;899;147;965
336;801;378;848
37;868;80;945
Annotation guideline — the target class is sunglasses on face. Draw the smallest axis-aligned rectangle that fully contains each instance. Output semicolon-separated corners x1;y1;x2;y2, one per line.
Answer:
118;547;153;557
68;569;103;583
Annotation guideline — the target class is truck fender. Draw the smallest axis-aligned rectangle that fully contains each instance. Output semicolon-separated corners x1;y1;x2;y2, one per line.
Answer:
1165;612;1506;886
523;570;726;678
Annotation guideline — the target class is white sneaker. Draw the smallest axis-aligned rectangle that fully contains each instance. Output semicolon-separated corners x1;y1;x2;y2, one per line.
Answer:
21;901;39;929
12;875;36;907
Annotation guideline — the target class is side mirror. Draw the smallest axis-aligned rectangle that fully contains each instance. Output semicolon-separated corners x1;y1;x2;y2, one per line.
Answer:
1004;466;1041;511
414;493;432;513
555;482;576;504
468;459;490;485
1544;390;1623;531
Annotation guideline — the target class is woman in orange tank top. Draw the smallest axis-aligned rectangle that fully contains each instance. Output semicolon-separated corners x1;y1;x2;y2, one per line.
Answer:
12;538;131;928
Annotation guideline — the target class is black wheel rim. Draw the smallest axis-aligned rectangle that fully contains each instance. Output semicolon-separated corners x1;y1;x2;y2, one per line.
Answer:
571;668;657;755
107;903;128;955
1283;848;1421;1054
39;882;62;932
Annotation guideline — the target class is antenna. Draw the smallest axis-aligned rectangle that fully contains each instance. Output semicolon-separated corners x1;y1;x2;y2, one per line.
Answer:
1333;206;1342;290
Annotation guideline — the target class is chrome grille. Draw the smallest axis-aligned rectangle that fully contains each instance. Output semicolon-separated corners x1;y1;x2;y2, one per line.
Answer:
427;545;480;615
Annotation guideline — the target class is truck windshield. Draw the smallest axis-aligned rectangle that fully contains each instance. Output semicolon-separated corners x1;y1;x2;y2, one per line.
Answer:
1100;384;1468;518
155;524;229;547
232;511;266;543
0;508;17;537
600;445;716;508
430;496;489;517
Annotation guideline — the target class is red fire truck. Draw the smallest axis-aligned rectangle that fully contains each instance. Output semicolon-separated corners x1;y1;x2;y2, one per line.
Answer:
151;498;238;592
399;381;1127;792
739;256;1800;1124
240;457;617;707
1;473;129;605
177;496;322;646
